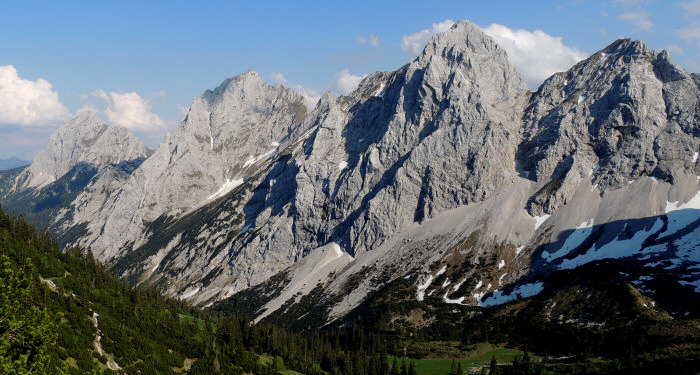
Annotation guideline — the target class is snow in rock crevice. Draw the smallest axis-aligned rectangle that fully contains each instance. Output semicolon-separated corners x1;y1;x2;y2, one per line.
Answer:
207;178;244;200
533;214;551;230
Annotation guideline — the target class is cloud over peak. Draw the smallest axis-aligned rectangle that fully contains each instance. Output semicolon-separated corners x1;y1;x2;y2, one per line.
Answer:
0;65;71;127
400;20;455;55
83;90;168;132
483;24;587;90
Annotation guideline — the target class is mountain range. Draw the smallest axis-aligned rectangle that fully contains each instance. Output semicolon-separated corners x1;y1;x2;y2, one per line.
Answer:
2;20;700;329
0;157;30;171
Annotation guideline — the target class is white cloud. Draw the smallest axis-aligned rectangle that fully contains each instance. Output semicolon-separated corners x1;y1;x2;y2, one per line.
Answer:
84;90;167;132
270;72;288;84
0;65;71;126
483;24;588;90
332;69;368;95
680;0;700;18
295;85;322;110
401;20;455;55
177;103;190;117
619;10;654;32
370;34;382;50
661;44;685;56
677;21;700;48
357;35;367;44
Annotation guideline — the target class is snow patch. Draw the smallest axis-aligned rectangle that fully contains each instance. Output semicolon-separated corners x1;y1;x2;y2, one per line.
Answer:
577;95;586;104
588;163;600;176
480;282;545;307
243;156;256;168
533;214;551;230
443;292;464;305
542;219;595;261
271;141;279;147
498;259;505;269
435;265;447;276
665;190;700;214
442;278;451;288
207;178;244;200
452;278;466;292
560;218;664;269
693;152;698;163
338;161;348;170
416;275;434;301
416;275;433;301
660;190;700;239
375;83;386;98
516;245;525;255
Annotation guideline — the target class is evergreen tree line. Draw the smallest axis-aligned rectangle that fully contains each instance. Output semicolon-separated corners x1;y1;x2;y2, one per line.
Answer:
0;206;414;374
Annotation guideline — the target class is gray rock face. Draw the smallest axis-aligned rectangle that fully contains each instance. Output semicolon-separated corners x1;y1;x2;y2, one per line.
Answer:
122;21;532;303
10;20;700;323
519;39;700;216
19;111;147;189
78;71;308;260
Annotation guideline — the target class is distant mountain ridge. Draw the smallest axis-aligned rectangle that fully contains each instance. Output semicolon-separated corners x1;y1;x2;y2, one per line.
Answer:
0;157;30;171
3;20;700;330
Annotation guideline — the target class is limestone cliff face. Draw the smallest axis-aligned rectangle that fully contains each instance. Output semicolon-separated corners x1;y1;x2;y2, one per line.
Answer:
20;111;147;189
520;39;700;216
78;71;308;260
7;21;700;323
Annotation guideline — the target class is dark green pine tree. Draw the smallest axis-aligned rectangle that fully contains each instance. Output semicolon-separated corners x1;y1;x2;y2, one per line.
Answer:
451;359;457;375
401;358;407;375
408;360;417;375
390;357;400;375
488;355;498;375
0;255;68;374
457;362;463;375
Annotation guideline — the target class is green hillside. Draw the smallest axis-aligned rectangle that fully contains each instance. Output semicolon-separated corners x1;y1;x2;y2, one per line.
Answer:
0;207;398;374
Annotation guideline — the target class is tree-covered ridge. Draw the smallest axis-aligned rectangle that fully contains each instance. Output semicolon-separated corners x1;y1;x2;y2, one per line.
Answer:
0;206;413;374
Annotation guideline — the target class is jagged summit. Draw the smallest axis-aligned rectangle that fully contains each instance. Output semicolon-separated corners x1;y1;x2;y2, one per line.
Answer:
5;20;700;327
79;70;310;260
21;112;147;189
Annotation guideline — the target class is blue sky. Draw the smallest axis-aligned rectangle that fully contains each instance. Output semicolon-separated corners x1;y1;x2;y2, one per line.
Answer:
2;0;699;159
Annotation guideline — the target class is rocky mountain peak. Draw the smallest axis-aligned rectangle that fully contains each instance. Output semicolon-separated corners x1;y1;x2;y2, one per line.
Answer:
79;70;311;260
604;38;652;57
21;113;147;189
520;35;700;216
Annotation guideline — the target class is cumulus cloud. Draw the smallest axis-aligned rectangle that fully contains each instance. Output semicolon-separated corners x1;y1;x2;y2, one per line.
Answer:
400;20;455;55
662;44;685;56
680;0;700;18
483;24;588;89
619;10;654;32
332;69;368;94
295;85;323;110
370;34;382;50
357;35;367;44
0;65;71;126
677;21;700;48
270;72;288;84
177;103;190;117
84;90;167;132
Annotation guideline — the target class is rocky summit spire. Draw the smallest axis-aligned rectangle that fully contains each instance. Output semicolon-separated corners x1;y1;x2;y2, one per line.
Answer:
22;111;147;188
79;70;310;260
